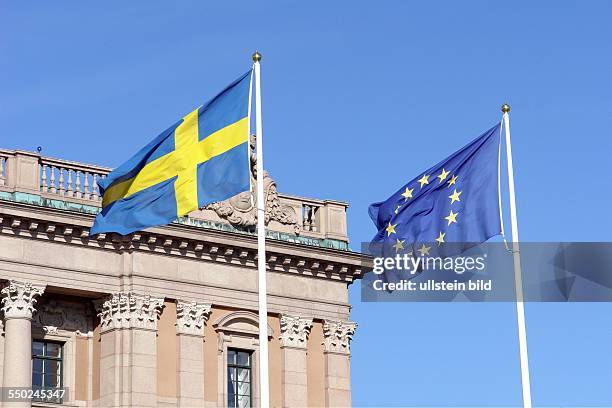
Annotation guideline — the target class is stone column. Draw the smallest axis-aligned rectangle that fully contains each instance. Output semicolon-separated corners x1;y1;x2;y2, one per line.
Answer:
97;292;164;408
1;280;45;408
175;300;211;408
279;314;313;408
322;320;357;408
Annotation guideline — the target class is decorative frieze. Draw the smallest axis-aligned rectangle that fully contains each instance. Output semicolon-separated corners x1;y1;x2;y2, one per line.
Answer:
279;314;313;349
1;280;45;319
176;300;212;336
36;298;93;333
98;292;164;332
323;320;357;354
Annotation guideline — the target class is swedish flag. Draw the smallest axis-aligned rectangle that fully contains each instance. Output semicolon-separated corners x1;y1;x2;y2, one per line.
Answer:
91;71;252;235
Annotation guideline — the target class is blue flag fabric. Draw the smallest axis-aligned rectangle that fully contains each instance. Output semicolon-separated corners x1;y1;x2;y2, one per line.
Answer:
91;71;252;236
369;124;502;256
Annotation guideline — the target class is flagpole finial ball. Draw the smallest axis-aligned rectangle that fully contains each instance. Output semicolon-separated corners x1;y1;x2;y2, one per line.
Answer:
501;103;511;113
252;51;262;63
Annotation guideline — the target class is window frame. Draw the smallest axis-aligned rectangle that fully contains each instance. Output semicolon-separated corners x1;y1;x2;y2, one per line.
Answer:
226;348;253;408
31;340;64;404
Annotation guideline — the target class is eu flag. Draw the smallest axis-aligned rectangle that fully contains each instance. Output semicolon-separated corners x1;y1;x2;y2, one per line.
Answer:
91;71;252;236
369;124;502;256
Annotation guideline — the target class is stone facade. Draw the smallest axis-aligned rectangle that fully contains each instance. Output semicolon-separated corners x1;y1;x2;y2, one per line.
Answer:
0;148;361;407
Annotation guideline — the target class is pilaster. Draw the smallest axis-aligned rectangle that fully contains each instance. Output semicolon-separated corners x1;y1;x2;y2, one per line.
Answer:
175;300;211;408
322;319;357;408
97;292;164;408
279;314;313;408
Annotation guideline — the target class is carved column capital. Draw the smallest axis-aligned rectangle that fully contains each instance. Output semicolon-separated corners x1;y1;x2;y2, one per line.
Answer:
322;320;357;354
1;280;45;320
279;314;313;349
176;300;212;337
98;292;164;332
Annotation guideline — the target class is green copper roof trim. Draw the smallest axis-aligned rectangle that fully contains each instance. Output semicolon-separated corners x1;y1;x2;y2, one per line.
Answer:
0;191;348;251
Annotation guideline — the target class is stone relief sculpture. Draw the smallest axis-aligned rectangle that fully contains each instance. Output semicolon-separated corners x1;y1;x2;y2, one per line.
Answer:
18;297;96;338
205;135;300;234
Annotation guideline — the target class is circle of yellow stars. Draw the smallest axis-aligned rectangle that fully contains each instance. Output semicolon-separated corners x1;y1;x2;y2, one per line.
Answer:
386;167;463;252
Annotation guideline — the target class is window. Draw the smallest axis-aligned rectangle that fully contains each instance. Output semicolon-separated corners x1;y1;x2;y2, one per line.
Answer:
227;349;252;408
32;340;63;404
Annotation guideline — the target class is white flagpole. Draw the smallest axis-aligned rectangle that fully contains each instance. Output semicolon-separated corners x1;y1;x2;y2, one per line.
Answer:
501;104;532;408
253;51;270;408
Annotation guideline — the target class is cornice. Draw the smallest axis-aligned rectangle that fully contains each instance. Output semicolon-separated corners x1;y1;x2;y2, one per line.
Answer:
0;201;364;284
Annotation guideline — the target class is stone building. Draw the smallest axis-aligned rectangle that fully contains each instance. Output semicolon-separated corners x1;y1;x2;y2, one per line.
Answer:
0;148;362;407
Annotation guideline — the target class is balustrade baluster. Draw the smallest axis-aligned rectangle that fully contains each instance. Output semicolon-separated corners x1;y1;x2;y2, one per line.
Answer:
41;164;47;192
311;206;318;232
66;170;73;197
92;174;99;200
75;170;82;199
50;166;56;193
84;172;90;200
58;168;65;195
0;157;5;186
303;204;311;231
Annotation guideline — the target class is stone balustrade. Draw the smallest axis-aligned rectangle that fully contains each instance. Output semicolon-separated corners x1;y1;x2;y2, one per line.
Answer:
39;155;109;201
0;148;349;243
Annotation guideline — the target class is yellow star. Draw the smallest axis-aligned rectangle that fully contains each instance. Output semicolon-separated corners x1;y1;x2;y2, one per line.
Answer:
418;174;429;188
437;168;449;183
448;189;462;204
447;175;458;187
386;221;398;236
435;231;446;246
444;210;458;226
393;239;405;252
394;205;401;214
401;187;414;201
418;243;431;256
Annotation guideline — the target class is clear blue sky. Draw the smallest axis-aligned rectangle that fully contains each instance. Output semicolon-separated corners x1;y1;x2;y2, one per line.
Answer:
2;1;611;406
